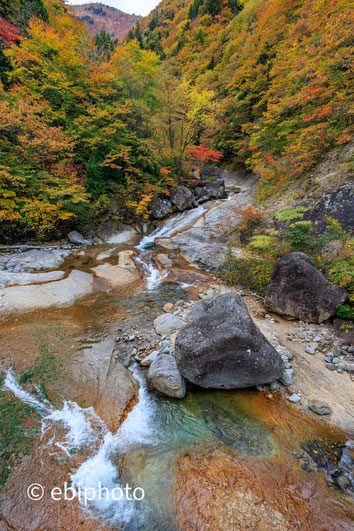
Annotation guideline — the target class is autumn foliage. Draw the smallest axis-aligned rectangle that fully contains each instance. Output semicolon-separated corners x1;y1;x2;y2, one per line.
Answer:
0;0;352;239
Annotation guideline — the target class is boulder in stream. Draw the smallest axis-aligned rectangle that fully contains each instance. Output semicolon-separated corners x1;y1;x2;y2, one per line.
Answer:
265;252;347;323
149;197;174;220
147;353;186;398
170;185;195;211
175;293;284;389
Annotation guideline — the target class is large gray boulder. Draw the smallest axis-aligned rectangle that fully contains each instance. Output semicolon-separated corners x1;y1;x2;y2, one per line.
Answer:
265;252;347;323
170;185;195;211
175;293;284;389
149;197;174;220
147;353;186;398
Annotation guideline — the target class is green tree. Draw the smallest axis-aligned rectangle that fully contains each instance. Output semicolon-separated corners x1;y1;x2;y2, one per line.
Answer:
18;0;49;29
93;28;116;60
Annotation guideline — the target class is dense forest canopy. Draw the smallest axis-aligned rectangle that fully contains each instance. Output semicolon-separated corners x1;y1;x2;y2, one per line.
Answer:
0;0;352;240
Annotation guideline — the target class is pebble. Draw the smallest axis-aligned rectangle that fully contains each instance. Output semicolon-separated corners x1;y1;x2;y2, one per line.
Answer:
308;400;332;416
313;336;321;343
305;347;316;355
280;368;294;387
288;394;301;403
326;363;336;371
324;355;333;362
129;335;136;341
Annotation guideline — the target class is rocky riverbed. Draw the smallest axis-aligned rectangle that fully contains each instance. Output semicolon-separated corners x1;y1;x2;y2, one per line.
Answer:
0;170;353;530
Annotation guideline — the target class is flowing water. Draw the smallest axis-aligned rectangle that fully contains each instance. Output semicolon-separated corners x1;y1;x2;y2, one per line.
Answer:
0;205;353;530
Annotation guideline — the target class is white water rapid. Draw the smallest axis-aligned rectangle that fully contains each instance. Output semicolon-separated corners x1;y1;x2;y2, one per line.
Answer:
135;204;205;292
3;365;157;529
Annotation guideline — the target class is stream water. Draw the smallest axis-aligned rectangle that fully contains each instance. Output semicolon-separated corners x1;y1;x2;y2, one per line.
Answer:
0;206;353;530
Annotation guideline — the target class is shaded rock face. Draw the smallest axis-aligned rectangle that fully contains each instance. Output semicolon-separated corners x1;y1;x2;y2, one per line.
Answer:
170;185;195;211
147;353;186;398
193;178;226;202
149;197;174;220
175;294;284;389
303;183;354;234
202;178;227;199
265;252;347;324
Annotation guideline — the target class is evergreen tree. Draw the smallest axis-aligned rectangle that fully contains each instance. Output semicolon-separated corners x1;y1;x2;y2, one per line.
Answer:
18;0;49;29
94;28;116;60
228;0;243;15
0;41;12;88
204;0;222;17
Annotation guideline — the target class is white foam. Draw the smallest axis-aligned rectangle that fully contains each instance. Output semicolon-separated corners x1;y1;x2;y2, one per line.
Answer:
3;368;52;413
134;256;166;292
71;365;156;525
136;205;205;251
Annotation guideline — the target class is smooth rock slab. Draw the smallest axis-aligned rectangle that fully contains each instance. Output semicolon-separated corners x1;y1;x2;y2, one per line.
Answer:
0;270;65;288
0;249;70;272
0;270;93;314
147;353;186;398
92;262;140;288
154;313;185;336
265;252;347;324
175;293;284;389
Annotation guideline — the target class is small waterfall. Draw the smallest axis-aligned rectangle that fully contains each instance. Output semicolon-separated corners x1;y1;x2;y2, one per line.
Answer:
71;364;157;527
3;368;52;414
3;368;106;455
136;204;205;251
3;365;158;527
136;205;205;291
134;255;166;291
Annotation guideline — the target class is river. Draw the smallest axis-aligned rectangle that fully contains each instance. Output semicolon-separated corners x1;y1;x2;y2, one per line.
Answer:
0;202;353;530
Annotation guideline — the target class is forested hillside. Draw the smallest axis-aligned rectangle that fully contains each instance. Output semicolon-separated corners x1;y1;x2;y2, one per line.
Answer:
72;3;141;42
0;0;352;242
133;0;353;199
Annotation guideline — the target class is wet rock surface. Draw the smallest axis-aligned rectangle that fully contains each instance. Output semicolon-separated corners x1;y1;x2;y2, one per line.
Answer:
175;293;284;389
147;353;186;398
265;252;347;323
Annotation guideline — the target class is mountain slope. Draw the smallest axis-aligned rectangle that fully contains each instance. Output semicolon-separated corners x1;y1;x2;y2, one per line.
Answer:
72;2;141;41
131;0;353;199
